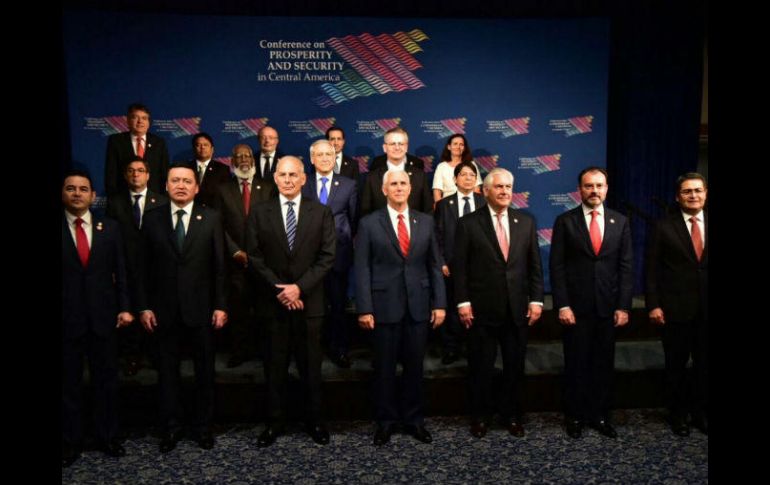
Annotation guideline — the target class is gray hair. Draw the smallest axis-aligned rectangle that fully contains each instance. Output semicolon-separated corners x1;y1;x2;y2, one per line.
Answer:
483;167;514;189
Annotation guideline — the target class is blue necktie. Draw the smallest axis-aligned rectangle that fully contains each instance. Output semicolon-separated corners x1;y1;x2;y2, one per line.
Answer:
462;196;471;216
285;201;296;250
133;194;142;227
319;177;329;205
174;209;186;251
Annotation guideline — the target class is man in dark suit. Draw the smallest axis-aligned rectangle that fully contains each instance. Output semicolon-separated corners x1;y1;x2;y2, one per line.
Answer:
246;156;336;447
136;164;228;453
106;159;168;376
302;139;358;368
355;169;446;446
646;172;708;437
453;167;544;438
550;167;633;439
214;144;276;368
257;126;284;179
434;161;486;365
104;102;170;197
360;127;432;216
62;170;134;467
189;132;231;207
326;126;360;181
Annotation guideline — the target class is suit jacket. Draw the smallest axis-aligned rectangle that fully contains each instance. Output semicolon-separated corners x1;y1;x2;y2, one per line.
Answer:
370;153;424;171
191;160;232;207
62;213;130;339
453;207;544;325
136;204;227;327
245;196;336;318
360;165;433;217
355;208;446;324
104;132;170;196
338;154;360;181
645;210;708;322
258;150;285;178
434;192;486;267
302;172;358;272
214;176;276;263
550;206;633;318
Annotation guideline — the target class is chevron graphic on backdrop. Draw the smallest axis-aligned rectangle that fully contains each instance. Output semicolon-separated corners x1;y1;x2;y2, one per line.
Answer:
510;191;530;209
537;228;553;247
354;155;370;173
440;118;467;136
215;156;233;168
375;118;402;133
474;155;499;173
419;156;434;173
519;154;561;174
104;116;128;135
503;117;530;137
565;115;593;136
315;29;429;107
166;118;202;138
239;118;269;139
309;118;337;137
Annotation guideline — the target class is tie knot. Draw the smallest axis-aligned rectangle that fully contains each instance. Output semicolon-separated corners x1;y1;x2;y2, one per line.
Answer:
496;211;504;221
321;177;328;184
463;196;470;201
176;209;185;217
690;216;698;223
75;217;84;227
286;201;295;208
242;179;249;186
134;194;142;201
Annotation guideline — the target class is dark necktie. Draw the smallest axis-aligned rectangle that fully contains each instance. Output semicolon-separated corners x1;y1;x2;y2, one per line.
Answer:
690;216;703;261
285;201;296;250
132;194;142;227
74;217;90;267
397;214;410;257
263;155;271;179
462;196;471;216
174;209;186;251
319;177;329;205
589;210;602;255
242;179;251;216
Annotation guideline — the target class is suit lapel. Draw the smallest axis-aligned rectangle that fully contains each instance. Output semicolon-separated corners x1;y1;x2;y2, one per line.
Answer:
571;207;594;256
292;197;313;254
268;199;291;256
673;213;699;262
479;209;506;262
326;177;340;207
378;209;404;258
62;215;81;267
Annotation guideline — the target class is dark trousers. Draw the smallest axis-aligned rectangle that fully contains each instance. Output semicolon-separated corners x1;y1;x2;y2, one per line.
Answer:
325;269;350;355
467;317;528;421
439;275;464;354
265;311;323;423
562;313;616;422
661;315;708;419
372;315;429;427
62;329;119;446
227;269;259;358
156;320;215;435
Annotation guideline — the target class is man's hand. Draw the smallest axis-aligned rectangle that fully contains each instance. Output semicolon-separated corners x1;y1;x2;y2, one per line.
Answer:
211;310;228;329
233;250;248;268
140;310;157;333
649;307;665;326
614;310;629;327
276;283;301;306
558;307;576;326
358;313;375;330
116;312;134;328
527;304;542;326
431;309;446;329
458;305;474;329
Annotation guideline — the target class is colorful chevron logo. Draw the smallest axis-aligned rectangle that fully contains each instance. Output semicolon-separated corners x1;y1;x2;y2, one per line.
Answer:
510;191;530;209
537;228;553;247
222;118;270;139
549;115;594;137
315;29;429;107
548;190;583;210
154;118;202;139
486;117;530;138
518;154;561;174
356;118;402;139
420;117;467;139
474;155;500;173
288;117;337;138
419;155;435;173
82;115;128;136
354;155;370;173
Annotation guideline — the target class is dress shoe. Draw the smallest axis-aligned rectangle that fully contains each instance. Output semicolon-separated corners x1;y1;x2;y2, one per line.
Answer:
331;353;352;368
257;426;283;448
441;350;459;365
405;424;433;444
159;430;183;453
99;439;126;457
196;431;215;450
62;444;81;467
226;354;250;368
506;420;525;437
373;425;393;446
670;417;690;437
590;419;618;439
470;420;488;438
306;423;330;445
691;415;708;435
566;420;583;439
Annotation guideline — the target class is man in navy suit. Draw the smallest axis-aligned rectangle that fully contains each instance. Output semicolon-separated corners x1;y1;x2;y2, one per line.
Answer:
434;161;486;365
550;167;633;439
355;169;446;446
257;126;284;179
62;170;134;467
246;156;336;447
104;102;170;196
302;139;358;368
646;173;708;437
453;168;544;438
137;164;228;453
190;132;231;207
106;159;168;376
325;126;360;182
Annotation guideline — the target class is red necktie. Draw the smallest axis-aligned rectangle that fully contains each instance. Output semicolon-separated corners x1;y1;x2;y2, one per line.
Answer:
690;216;703;261
589;210;602;255
242;179;251;215
75;218;90;267
495;212;509;261
136;137;145;158
397;214;410;257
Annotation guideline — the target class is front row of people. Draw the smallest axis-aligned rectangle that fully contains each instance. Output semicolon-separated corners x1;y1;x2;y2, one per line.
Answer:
62;161;708;468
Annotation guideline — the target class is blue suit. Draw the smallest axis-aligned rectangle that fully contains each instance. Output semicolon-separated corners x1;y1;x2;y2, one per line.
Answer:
355;207;446;426
303;172;358;357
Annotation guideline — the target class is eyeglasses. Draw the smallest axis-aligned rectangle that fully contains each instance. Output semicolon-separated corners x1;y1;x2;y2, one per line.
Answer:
679;188;705;195
385;142;406;147
126;168;147;174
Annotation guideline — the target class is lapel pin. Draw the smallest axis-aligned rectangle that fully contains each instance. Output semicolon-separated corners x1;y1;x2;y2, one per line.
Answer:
147;144;152;148
449;200;454;205
196;214;202;220
513;218;518;223
412;218;417;224
150;198;156;204
96;222;103;231
610;218;615;224
334;180;339;186
256;185;261;190
407;172;413;177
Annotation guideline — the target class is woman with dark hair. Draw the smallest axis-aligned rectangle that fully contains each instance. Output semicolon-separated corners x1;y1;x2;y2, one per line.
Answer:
432;134;482;202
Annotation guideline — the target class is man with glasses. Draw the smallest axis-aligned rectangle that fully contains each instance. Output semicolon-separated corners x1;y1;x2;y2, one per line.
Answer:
106;159;168;376
646;173;708;437
257;126;284;179
360;127;432;216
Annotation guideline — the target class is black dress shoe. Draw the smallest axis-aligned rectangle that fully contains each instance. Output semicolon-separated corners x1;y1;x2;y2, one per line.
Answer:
566;420;583;438
405;424;432;443
99;439;126;457
197;431;215;450
159;430;183;453
470;420;488;438
691;415;708;435
62;444;81;467
590;419;618;439
306;423;330;445
373;425;393;446
441;350;459;365
670;417;690;437
331;353;352;368
506;420;525;437
258;426;282;448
